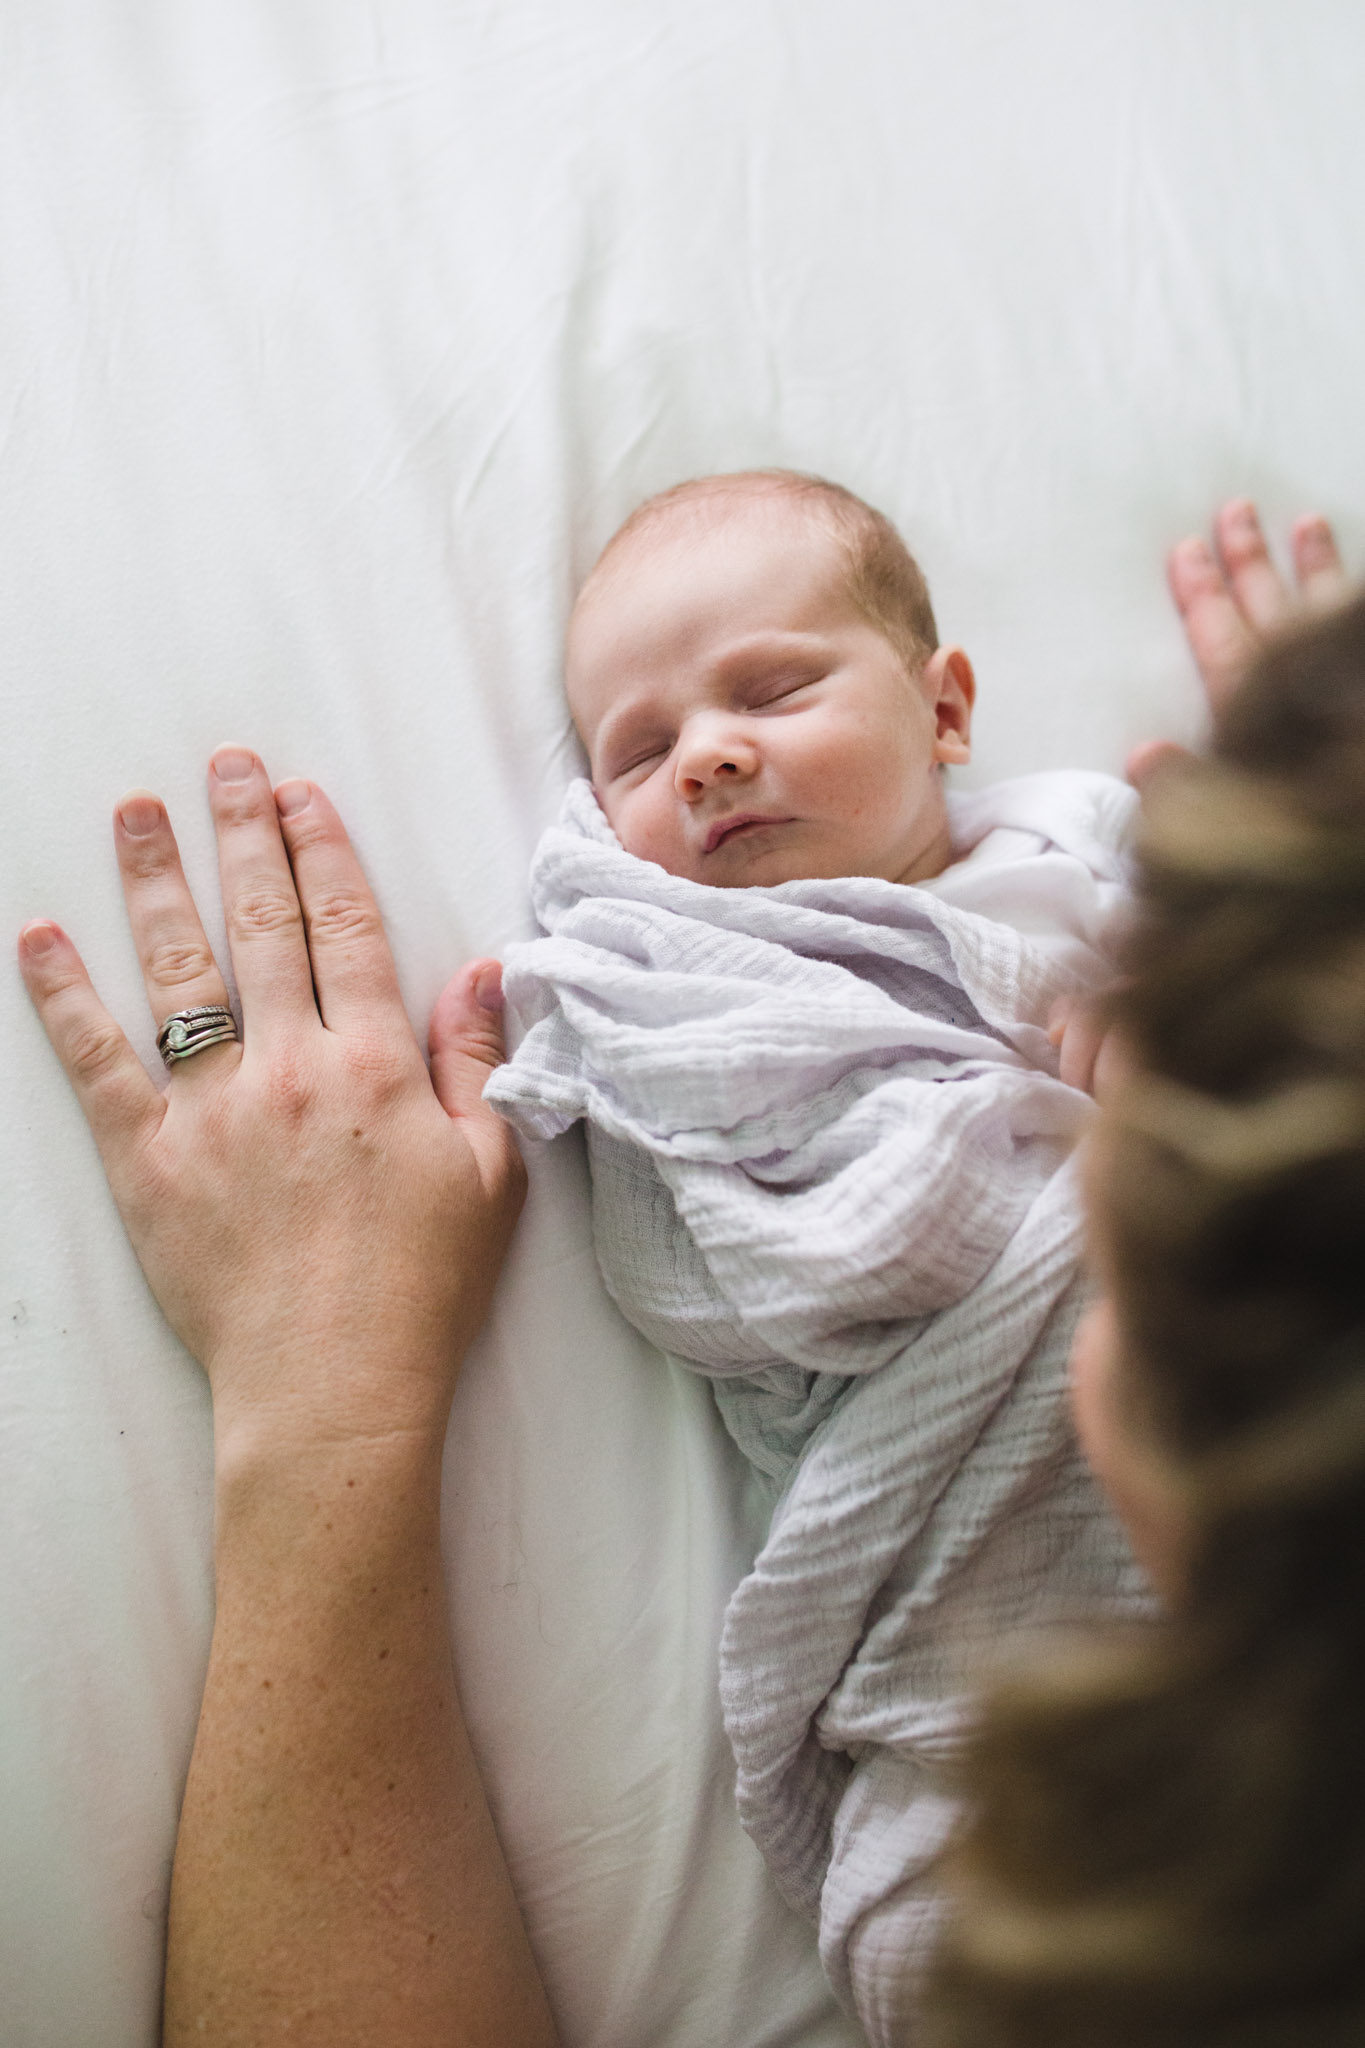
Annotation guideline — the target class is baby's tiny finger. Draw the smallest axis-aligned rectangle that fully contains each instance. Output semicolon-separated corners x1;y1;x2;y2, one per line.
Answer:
1058;1010;1105;1096
1167;535;1255;711
1214;500;1289;633
1292;515;1349;608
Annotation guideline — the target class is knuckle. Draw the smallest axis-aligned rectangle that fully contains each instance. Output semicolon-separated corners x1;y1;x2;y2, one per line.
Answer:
263;1055;317;1123
66;1018;127;1084
214;777;271;826
281;812;338;858
121;836;177;884
30;958;86;1003
1224;532;1265;570
307;889;382;948
341;1029;410;1096
229;888;304;944
145;936;218;991
463;1025;509;1071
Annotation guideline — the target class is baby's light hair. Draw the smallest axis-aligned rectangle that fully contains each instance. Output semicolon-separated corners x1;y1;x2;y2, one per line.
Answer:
586;469;939;674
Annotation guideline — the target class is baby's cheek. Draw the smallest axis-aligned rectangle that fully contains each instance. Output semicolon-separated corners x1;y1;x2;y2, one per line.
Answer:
605;788;669;867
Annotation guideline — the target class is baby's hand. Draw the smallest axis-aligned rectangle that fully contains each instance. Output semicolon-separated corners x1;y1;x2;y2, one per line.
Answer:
1048;993;1124;1100
1127;501;1349;790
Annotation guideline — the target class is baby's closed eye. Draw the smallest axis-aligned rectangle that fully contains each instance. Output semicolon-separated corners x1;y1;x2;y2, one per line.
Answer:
608;739;672;780
746;671;824;711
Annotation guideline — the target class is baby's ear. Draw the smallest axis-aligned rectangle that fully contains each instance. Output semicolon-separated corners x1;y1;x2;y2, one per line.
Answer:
926;646;975;765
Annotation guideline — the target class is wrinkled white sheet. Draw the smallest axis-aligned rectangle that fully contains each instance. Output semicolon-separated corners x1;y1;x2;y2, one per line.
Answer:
2;5;1363;2045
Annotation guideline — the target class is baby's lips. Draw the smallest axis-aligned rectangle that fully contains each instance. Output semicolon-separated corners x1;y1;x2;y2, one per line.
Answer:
703;813;795;853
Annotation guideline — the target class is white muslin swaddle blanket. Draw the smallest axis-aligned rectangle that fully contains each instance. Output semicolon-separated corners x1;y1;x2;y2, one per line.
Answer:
486;773;1150;2044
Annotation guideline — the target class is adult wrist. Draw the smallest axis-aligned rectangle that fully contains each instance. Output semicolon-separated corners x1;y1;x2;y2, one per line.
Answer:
202;1324;462;1466
208;1370;452;1532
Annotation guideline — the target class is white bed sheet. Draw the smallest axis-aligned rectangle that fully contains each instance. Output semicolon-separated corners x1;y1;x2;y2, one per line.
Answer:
2;5;1363;2043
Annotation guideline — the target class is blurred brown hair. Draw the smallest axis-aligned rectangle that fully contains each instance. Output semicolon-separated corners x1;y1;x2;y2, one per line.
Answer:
926;591;1365;2047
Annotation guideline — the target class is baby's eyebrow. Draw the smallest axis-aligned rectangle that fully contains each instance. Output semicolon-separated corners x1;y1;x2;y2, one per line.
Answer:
709;631;831;680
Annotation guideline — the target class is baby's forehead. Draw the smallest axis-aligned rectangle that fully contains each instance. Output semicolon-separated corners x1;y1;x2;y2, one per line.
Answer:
572;489;846;644
608;484;838;573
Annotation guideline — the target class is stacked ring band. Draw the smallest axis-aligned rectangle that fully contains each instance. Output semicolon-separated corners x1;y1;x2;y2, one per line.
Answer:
156;1004;240;1067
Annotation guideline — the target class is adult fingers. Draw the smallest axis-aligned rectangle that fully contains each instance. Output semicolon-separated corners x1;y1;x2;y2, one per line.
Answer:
18;920;162;1159
271;780;409;1037
114;791;237;1067
208;747;317;1036
1213;500;1290;634
1167;535;1257;713
429;961;527;1195
1292;514;1349;608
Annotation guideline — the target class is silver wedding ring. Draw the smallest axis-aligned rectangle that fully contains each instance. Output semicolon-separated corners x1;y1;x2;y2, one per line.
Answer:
156;1004;239;1068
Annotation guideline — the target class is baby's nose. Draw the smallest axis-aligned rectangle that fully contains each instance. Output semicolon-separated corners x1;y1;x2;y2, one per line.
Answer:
674;722;758;797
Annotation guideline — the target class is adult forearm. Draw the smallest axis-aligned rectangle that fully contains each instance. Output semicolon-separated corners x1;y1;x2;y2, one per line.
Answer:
164;1421;559;2048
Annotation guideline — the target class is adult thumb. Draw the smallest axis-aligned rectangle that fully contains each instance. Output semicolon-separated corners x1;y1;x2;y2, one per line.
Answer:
428;958;510;1124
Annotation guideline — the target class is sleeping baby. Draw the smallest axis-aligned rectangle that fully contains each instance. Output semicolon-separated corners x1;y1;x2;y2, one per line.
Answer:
485;470;1149;2045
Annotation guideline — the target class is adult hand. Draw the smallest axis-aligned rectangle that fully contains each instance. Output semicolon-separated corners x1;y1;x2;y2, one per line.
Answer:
19;747;555;2048
18;745;525;1454
1127;501;1349;789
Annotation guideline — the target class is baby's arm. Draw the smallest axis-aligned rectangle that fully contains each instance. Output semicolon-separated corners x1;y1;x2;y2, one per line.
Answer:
1053;503;1349;1099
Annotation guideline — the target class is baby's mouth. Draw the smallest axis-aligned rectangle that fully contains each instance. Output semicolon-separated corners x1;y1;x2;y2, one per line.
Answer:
704;814;795;854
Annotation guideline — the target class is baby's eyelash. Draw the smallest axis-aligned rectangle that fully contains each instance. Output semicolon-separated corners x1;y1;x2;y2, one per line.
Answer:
614;742;670;778
751;675;818;706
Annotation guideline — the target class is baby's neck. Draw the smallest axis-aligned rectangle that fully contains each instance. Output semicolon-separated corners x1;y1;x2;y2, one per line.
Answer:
892;821;955;887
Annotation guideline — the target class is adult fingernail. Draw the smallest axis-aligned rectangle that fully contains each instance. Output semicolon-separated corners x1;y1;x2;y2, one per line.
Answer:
212;746;255;783
275;779;311;818
21;921;57;956
473;964;504;1013
118;794;161;837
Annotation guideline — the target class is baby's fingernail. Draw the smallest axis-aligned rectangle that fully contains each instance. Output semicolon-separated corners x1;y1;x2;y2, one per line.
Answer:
274;779;311;818
212;746;255;783
21;921;57;956
473;964;504;1013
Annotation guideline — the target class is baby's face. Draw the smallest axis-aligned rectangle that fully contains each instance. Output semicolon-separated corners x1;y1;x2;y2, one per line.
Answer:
566;498;972;889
